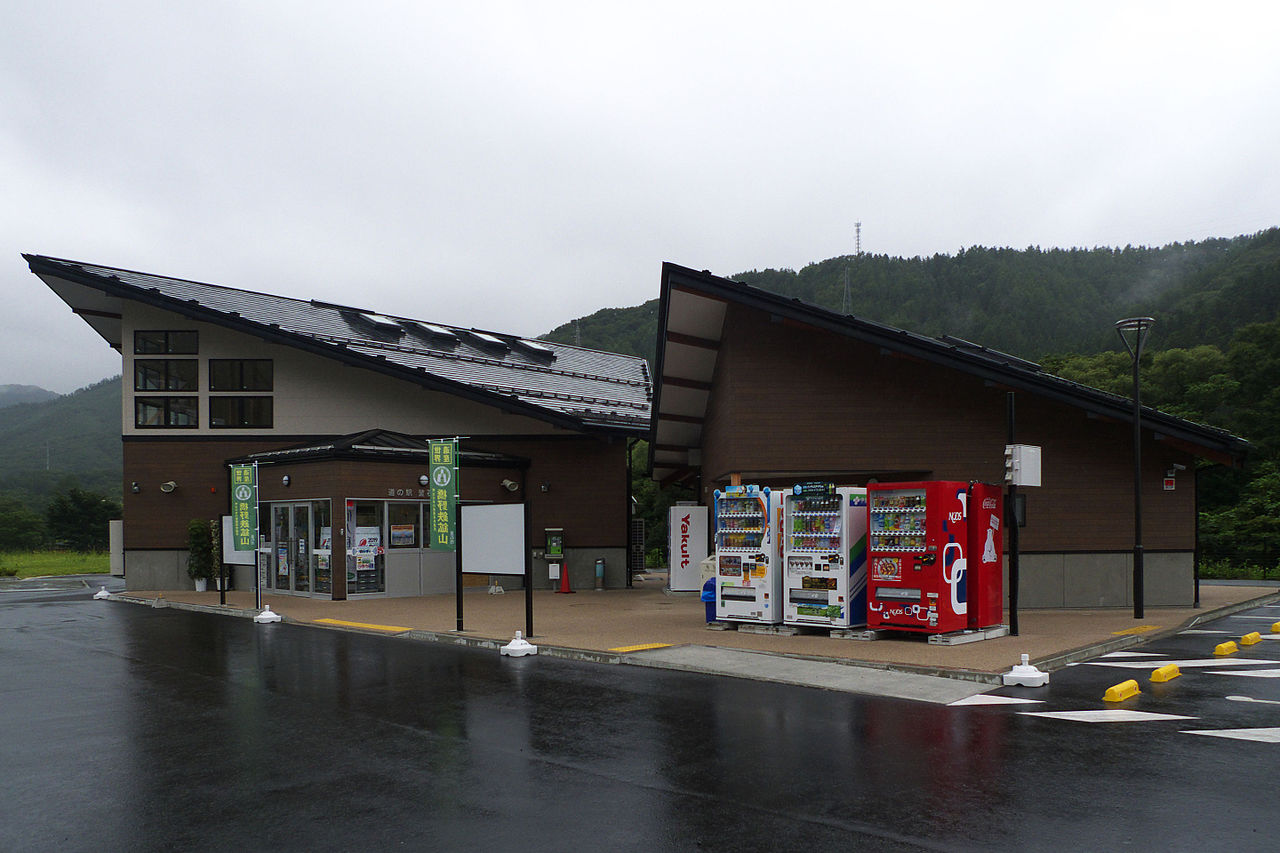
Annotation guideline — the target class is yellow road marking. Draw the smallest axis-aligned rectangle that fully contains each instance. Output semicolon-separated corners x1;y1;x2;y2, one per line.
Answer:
314;618;412;633
609;642;673;653
1112;625;1160;636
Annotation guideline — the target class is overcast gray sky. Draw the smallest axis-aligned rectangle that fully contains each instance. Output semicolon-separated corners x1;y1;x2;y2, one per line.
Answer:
4;1;1279;393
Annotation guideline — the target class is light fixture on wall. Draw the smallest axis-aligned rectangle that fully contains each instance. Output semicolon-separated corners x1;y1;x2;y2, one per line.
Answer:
419;474;430;487
501;479;520;492
281;475;290;487
159;481;177;493
131;482;140;494
540;482;550;493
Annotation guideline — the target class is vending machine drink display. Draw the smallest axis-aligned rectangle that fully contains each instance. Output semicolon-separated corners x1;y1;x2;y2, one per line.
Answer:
866;481;1004;633
782;484;868;628
713;484;782;624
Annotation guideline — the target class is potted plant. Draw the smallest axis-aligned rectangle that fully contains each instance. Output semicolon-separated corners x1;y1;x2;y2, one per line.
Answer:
186;518;217;592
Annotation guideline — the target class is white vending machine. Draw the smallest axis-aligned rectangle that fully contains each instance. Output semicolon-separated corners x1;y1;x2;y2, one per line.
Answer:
782;484;868;629
713;484;783;624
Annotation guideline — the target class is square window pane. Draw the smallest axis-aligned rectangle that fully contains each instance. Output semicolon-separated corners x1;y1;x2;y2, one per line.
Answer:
135;332;167;354
168;360;198;391
243;360;273;391
168;398;198;426
135;398;165;426
168;331;198;354
135;361;167;391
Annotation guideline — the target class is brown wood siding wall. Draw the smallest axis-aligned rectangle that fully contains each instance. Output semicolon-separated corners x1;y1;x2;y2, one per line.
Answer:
123;439;298;548
124;435;627;550
699;305;1198;553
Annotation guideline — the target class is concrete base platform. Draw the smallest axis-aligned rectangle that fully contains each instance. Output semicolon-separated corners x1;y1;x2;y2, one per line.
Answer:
927;625;1011;645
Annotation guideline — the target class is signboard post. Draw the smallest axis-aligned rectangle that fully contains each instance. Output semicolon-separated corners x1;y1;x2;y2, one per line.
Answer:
429;439;464;629
230;462;259;608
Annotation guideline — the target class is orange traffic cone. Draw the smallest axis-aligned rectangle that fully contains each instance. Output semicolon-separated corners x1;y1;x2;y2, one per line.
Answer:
553;562;574;594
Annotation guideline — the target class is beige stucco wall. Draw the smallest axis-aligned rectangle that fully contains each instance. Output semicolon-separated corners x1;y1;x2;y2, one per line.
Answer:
121;304;562;437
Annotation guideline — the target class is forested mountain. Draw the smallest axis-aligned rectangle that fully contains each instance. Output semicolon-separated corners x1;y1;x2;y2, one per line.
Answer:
0;376;121;506
542;229;1280;367
0;384;58;408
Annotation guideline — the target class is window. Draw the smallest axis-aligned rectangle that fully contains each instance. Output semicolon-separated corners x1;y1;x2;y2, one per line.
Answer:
134;360;198;391
135;330;198;354
209;359;273;391
210;396;273;428
135;397;198;428
388;503;422;549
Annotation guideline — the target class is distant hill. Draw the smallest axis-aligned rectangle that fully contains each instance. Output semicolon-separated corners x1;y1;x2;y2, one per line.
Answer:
0;384;58;409
541;229;1280;367
0;376;121;505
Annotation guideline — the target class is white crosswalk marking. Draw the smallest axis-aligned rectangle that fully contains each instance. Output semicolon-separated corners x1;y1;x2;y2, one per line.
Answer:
1021;710;1197;723
1084;658;1279;670
1182;727;1280;743
1206;668;1280;678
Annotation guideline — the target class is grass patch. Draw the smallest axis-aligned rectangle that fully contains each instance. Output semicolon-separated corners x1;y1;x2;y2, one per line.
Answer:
1199;559;1278;581
0;551;110;579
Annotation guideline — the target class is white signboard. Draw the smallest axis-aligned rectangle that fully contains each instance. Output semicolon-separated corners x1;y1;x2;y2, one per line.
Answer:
462;504;526;575
667;505;708;592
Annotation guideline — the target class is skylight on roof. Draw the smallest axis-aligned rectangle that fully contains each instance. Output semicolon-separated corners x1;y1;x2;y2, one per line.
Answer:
359;312;402;331
468;331;508;348
520;339;554;355
408;321;457;339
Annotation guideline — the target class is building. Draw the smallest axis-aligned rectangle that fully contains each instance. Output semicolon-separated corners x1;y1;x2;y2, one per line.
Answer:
650;262;1250;608
26;254;651;597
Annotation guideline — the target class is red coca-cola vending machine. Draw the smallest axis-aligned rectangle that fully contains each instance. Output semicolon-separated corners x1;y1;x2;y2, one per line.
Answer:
866;481;1003;633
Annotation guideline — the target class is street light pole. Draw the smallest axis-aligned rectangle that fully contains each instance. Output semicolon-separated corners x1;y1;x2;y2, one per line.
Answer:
1116;317;1155;620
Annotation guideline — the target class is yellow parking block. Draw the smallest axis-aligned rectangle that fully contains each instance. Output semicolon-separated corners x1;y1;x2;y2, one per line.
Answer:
609;643;674;653
1214;640;1239;656
1241;631;1262;646
1104;679;1141;702
313;618;412;633
1150;664;1181;683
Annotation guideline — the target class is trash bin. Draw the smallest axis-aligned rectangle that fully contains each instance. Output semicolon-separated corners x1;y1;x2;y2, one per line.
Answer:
701;576;717;622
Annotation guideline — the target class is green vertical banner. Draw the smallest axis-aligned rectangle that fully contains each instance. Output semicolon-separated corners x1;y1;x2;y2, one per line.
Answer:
429;439;458;550
230;463;258;551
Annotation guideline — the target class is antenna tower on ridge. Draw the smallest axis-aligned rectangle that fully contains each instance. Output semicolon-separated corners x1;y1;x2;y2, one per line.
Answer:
855;221;862;256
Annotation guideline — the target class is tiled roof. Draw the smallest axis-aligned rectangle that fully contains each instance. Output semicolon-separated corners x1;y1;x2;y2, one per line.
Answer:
25;255;651;434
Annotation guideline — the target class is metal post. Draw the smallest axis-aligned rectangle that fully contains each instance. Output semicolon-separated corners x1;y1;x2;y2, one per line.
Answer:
522;471;534;638
1006;392;1019;637
455;501;464;632
1116;317;1154;620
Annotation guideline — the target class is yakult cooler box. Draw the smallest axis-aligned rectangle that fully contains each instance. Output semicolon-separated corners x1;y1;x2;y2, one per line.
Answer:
866;481;1003;633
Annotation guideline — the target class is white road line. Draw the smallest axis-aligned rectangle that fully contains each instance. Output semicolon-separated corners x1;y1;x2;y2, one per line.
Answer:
1098;651;1164;658
948;694;1044;707
1021;710;1197;723
1182;727;1280;743
1226;695;1280;705
1084;658;1280;670
1206;668;1280;678
1178;629;1230;635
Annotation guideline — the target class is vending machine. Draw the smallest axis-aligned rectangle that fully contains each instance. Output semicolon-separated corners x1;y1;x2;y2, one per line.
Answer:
866;481;1003;634
713;484;782;624
782;484;869;628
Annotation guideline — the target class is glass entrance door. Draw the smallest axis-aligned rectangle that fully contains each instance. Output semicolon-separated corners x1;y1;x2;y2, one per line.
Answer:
271;503;313;593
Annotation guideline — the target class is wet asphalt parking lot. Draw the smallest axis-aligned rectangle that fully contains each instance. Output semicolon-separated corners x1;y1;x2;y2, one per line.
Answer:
2;578;1278;851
